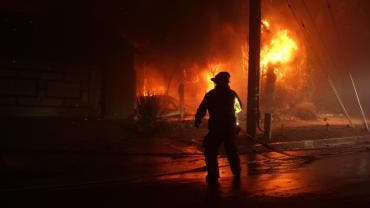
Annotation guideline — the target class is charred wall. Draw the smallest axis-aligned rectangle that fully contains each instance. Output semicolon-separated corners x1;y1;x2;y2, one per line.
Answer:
0;63;101;117
0;11;136;118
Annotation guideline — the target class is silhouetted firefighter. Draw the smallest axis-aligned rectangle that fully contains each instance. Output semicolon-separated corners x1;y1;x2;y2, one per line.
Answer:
178;82;185;120
195;72;241;185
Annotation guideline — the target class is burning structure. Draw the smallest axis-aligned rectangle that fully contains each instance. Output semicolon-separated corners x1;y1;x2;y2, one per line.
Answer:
125;0;370;123
135;17;307;118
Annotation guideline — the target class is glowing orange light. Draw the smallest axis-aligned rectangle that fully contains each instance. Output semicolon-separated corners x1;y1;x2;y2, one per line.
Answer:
204;63;223;92
262;19;270;29
261;30;298;66
261;27;298;78
141;77;166;96
201;20;299;97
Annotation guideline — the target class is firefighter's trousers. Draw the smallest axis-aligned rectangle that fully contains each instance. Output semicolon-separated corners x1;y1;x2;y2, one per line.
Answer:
203;131;241;179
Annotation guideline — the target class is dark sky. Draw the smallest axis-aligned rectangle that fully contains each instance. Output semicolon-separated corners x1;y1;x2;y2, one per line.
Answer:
2;0;370;68
1;0;245;62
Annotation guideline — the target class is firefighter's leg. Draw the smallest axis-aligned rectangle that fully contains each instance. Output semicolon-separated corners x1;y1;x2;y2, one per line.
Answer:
203;135;221;181
224;137;241;176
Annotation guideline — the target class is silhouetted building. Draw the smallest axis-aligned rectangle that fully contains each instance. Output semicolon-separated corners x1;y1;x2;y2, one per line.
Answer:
0;10;136;118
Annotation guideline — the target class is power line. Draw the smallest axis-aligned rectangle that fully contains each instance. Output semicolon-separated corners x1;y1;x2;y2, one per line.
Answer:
287;0;354;126
285;0;327;72
300;0;339;72
325;0;350;72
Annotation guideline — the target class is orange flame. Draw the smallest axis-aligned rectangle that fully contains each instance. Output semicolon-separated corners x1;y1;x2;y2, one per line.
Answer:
261;19;270;31
261;30;298;66
204;63;224;92
261;24;298;78
140;72;166;96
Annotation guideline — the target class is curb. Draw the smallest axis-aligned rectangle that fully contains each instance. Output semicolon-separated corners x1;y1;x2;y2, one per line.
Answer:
253;135;370;151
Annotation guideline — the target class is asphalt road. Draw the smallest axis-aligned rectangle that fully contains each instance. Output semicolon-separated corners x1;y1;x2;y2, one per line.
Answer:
2;146;370;207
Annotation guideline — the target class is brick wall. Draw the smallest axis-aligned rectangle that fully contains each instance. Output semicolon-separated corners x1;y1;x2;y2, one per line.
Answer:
0;64;102;117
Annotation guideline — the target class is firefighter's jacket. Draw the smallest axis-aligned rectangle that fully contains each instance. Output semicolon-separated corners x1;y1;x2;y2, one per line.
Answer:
195;85;242;132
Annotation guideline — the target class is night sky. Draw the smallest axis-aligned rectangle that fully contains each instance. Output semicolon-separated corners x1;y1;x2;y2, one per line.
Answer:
2;0;370;68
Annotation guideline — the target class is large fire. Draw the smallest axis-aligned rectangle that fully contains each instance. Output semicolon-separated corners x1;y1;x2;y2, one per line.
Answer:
261;22;298;79
137;19;304;114
261;30;297;67
203;20;299;87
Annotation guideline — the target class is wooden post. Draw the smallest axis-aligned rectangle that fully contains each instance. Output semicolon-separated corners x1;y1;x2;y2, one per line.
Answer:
349;73;369;131
264;113;272;140
178;82;185;120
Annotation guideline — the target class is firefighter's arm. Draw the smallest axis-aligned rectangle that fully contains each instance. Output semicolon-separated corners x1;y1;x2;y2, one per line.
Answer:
194;95;208;128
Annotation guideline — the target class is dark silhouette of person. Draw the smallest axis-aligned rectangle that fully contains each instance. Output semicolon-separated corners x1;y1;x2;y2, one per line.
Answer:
178;82;185;120
263;64;277;112
195;71;241;185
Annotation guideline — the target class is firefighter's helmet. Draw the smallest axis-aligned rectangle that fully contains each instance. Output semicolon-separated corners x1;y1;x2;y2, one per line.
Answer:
211;72;230;84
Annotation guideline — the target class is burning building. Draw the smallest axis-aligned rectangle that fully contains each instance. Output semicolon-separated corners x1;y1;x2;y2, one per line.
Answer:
134;16;306;118
124;0;370;122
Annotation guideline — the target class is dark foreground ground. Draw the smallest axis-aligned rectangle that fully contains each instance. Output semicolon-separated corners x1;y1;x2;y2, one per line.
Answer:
3;148;370;208
2;117;370;207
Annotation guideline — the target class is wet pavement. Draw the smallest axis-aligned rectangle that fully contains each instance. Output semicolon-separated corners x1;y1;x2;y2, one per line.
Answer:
2;145;370;207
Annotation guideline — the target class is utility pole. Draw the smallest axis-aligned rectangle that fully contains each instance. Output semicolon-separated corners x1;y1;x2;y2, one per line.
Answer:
247;0;261;138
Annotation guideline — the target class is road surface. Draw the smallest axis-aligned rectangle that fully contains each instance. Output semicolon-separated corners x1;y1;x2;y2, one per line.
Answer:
2;146;370;207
